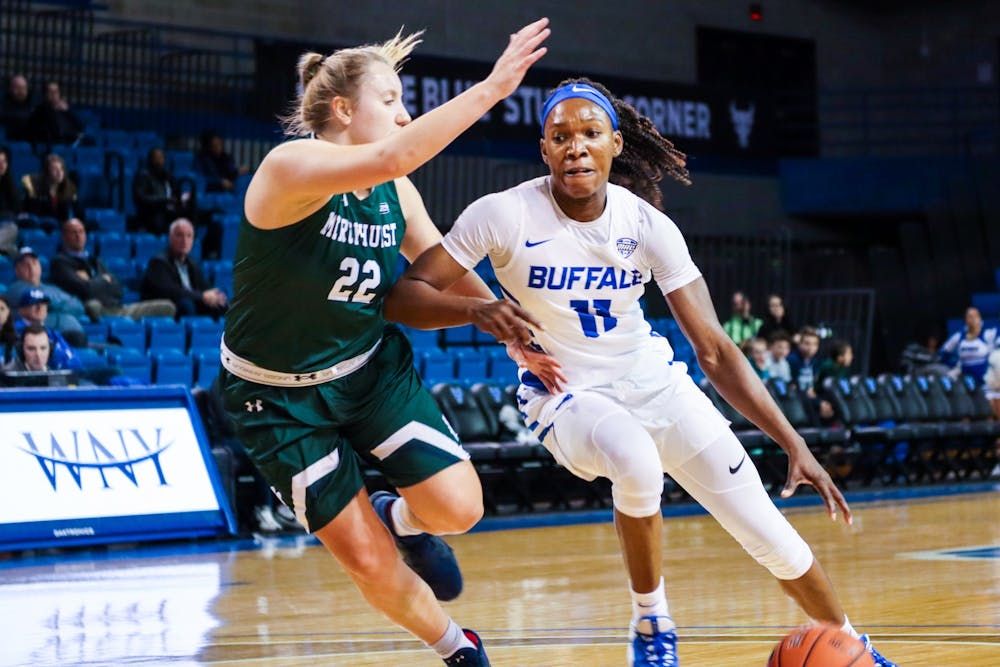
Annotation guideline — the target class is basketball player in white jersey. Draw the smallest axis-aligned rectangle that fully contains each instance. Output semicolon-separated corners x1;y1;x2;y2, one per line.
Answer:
384;79;899;667
940;306;998;384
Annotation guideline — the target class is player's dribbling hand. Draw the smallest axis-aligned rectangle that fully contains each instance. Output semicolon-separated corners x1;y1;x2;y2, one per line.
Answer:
505;342;567;394
781;447;853;525
485;18;550;99
470;299;542;347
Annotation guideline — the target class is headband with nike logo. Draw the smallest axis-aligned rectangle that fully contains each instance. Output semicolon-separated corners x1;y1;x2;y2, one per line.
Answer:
538;83;619;134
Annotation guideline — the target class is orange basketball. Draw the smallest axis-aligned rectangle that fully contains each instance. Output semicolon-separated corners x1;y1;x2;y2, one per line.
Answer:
766;624;875;667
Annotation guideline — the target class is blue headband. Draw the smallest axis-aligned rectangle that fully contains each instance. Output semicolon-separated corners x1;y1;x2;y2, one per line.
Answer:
538;83;619;135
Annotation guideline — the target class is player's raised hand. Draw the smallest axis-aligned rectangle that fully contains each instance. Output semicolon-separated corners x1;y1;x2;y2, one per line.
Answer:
484;18;550;99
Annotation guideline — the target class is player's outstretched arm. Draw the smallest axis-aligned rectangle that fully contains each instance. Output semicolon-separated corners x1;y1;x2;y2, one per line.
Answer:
258;19;550;203
666;277;852;524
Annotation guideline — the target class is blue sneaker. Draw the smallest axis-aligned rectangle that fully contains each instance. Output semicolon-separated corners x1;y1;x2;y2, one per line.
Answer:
443;629;490;666
370;490;463;601
628;616;679;666
860;634;899;667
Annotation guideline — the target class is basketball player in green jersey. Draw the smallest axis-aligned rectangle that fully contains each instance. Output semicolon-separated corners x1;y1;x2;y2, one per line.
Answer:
219;21;551;666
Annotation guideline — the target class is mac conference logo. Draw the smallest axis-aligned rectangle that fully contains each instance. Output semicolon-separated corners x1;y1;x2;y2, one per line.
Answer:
17;427;174;491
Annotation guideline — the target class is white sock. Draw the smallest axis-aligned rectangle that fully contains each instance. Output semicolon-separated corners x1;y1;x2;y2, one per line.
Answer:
428;619;475;658
840;615;858;638
390;496;424;537
631;578;672;632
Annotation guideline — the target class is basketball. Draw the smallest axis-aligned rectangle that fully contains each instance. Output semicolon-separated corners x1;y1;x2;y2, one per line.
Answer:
766;624;875;667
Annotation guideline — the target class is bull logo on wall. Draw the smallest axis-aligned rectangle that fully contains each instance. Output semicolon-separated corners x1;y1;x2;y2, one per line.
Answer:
729;102;755;149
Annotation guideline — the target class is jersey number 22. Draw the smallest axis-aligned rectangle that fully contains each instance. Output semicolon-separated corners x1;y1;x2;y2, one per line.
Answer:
328;257;381;303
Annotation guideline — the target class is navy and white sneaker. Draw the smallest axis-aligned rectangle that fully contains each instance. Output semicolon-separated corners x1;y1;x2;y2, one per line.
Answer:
370;490;463;601
443;629;490;666
628;616;679;666
860;633;899;667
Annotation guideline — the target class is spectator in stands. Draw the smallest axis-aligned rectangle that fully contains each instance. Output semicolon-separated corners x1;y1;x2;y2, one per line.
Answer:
787;327;834;424
817;339;854;387
22;152;76;224
25;81;83;146
13;288;81;370
0;146;22;220
132;147;191;235
194;130;244;193
7;246;87;347
741;336;769;379
722;290;761;345
0;146;21;257
900;329;951;376
757;293;796;343
787;326;822;396
51;218;176;321
1;74;34;142
140;217;227;318
0;295;16;364
386;76;897;667
939;306;998;385
3;322;51;372
766;329;793;382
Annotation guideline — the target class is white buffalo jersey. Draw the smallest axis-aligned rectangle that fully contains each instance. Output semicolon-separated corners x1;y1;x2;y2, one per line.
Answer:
442;176;702;389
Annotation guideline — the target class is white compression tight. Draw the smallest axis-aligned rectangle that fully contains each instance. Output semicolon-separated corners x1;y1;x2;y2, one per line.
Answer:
551;393;814;580
551;394;667;518
664;431;814;580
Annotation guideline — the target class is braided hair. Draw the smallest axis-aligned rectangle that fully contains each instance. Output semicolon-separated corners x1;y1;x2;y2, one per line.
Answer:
553;77;690;211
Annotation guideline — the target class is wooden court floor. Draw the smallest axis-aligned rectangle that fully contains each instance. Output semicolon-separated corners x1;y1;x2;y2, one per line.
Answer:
1;489;998;666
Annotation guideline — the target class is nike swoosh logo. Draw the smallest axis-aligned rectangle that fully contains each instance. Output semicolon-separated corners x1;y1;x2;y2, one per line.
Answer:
571;85;590;93
728;452;747;475
525;238;552;248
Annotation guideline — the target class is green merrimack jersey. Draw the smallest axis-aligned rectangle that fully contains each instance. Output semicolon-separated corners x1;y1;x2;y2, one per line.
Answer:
224;181;405;374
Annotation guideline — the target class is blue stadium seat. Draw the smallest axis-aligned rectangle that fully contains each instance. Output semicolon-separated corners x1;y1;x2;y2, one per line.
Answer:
102;256;133;284
132;233;162;264
99;129;133;151
442;323;477;348
420;348;456;381
107;317;145;350
186;316;224;351
146;316;186;350
80;320;108;345
200;192;239;214
106;347;151;384
215;214;241;261
7;141;38;183
399;325;440;351
166;150;194;174
454;349;489;382
152;348;193;386
85;208;127;234
206;259;233;295
486;348;519;384
72;346;111;372
75;165;110;209
18;229;59;259
96;231;132;259
0;259;12;287
131;130;162;151
191;348;221;389
70;145;104;170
